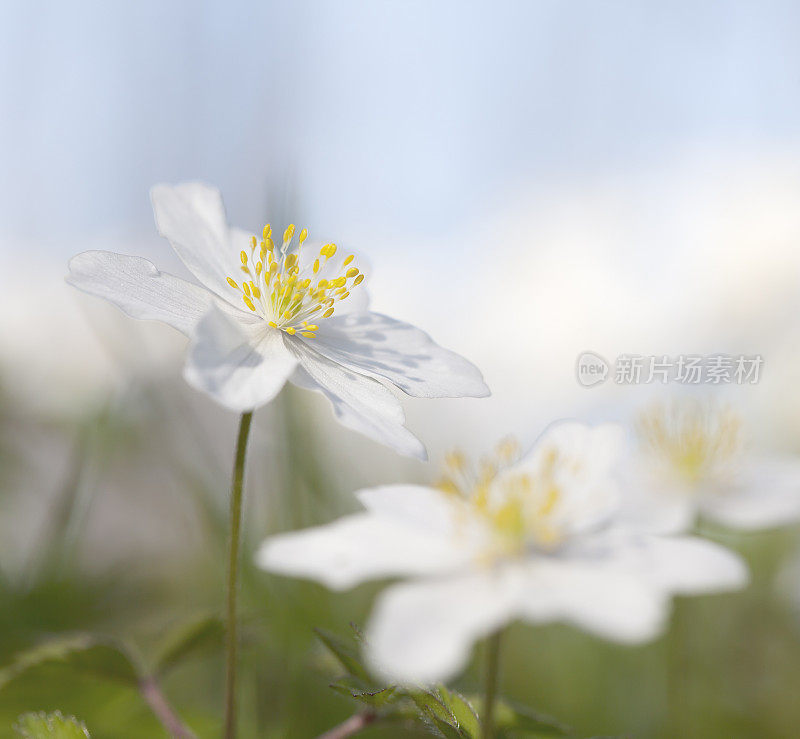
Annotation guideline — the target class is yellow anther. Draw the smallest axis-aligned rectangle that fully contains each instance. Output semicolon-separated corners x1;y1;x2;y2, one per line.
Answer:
250;236;257;249
299;278;311;289
353;274;364;285
251;284;261;299
283;224;295;243
299;228;308;244
301;331;316;338
226;277;239;289
263;224;271;240
320;243;337;259
243;295;256;311
323;307;335;318
318;279;329;289
343;254;354;266
283;310;292;319
240;250;249;265
268;321;277;328
305;324;318;330
346;267;359;278
285;254;298;268
313;258;320;274
340;291;350;300
255;262;263;275
285;327;296;335
333;276;347;287
240;266;250;274
243;282;251;296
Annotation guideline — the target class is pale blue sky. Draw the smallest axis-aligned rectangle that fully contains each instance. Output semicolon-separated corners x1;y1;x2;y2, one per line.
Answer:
1;0;799;258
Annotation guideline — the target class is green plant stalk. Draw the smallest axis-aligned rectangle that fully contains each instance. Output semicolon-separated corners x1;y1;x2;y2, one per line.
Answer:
224;411;253;739
482;629;503;739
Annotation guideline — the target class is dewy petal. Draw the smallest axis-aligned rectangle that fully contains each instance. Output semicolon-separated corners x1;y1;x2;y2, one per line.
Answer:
256;512;468;591
517;559;668;644
700;455;800;530
151;182;246;302
632;535;749;594
365;569;525;684
309;312;490;398
183;305;297;411
287;339;427;460
66;251;214;335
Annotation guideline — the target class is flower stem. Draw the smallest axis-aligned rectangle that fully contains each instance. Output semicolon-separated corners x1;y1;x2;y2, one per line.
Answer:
482;629;503;739
139;676;196;738
316;710;377;739
224;411;253;739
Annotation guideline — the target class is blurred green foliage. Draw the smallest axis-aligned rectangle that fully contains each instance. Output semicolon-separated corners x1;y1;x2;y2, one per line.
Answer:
1;382;799;738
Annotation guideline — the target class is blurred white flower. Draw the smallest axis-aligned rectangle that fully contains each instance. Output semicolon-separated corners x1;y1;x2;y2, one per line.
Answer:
67;183;488;459
257;422;746;684
622;399;800;533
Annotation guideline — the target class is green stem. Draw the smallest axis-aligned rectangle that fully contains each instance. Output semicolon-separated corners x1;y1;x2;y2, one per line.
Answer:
224;411;253;739
482;629;503;739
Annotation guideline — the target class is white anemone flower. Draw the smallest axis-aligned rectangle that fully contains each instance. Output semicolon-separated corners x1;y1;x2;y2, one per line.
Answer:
257;422;746;684
66;183;489;459
622;399;800;533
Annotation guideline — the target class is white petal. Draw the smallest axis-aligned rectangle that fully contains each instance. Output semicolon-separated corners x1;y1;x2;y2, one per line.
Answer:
526;421;625;474
507;422;625;534
366;569;524;684
633;535;748;594
66;250;213;335
183;305;297;411
517;559;668;644
151;183;246;301
700;455;800;530
255;513;467;591
309;312;489;398
287;339;427;459
617;476;697;535
356;485;463;535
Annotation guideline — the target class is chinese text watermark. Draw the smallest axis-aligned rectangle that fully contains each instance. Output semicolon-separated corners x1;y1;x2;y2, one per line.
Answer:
576;352;763;388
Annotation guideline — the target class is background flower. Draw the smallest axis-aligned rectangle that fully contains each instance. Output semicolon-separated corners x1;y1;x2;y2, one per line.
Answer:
620;399;800;533
258;424;747;683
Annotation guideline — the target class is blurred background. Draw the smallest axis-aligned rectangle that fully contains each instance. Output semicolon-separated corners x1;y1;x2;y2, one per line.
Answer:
2;1;800;736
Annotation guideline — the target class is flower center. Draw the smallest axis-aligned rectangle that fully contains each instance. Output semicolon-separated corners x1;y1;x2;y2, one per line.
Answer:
225;224;364;337
437;439;565;557
636;401;741;486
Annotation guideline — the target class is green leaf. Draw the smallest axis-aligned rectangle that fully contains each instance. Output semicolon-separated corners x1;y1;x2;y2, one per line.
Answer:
493;698;571;737
436;686;481;738
329;676;399;707
0;635;140;692
431;717;467;739
14;711;90;738
314;628;370;682
153;613;224;677
410;689;457;724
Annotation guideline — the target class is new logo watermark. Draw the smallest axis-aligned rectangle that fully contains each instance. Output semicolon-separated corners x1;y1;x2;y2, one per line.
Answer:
576;352;763;387
576;352;610;387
